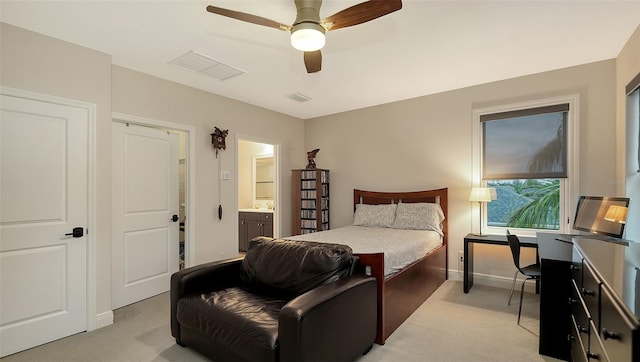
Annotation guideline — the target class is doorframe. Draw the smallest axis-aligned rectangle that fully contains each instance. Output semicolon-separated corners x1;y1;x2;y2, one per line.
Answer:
1;86;97;331
235;134;281;239
112;113;196;268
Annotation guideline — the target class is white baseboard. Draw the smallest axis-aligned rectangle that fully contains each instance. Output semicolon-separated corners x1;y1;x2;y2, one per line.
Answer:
448;269;537;293
94;311;114;330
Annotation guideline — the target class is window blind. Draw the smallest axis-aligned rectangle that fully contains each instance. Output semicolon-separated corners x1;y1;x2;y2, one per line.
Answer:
625;72;640;96
481;104;569;180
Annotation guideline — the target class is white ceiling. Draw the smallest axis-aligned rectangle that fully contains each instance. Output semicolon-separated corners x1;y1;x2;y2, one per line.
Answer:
1;1;639;119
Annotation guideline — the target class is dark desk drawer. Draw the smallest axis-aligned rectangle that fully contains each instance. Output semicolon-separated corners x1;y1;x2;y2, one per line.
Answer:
240;212;272;222
582;262;601;329
240;211;262;221
571;315;589;362
589;321;609;362
600;286;635;362
571;280;592;331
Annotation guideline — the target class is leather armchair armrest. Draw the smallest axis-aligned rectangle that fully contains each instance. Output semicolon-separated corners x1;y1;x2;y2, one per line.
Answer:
170;256;244;341
278;275;377;362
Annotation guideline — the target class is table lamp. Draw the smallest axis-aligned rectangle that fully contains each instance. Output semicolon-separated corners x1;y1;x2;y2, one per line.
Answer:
469;187;496;236
604;205;628;224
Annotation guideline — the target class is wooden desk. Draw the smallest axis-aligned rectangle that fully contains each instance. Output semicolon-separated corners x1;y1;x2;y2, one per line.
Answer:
463;233;539;293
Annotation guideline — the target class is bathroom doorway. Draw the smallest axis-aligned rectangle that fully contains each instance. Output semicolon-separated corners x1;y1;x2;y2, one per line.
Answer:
111;115;194;309
237;138;279;251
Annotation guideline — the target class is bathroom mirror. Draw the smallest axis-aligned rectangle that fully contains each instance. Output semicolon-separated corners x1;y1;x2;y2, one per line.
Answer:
254;155;274;200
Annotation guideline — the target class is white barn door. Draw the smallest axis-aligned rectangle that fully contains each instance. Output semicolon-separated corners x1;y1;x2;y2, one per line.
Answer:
112;122;179;309
0;94;89;357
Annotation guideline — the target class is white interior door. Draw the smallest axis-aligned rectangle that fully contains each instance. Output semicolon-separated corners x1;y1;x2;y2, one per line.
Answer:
0;94;88;357
112;122;179;309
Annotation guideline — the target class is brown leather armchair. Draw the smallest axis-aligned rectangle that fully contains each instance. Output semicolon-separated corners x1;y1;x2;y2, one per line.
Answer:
170;237;377;362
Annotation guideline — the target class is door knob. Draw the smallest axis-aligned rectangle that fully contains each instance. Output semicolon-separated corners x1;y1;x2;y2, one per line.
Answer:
581;287;595;297
602;328;620;340
65;227;84;238
586;352;600;360
171;214;179;222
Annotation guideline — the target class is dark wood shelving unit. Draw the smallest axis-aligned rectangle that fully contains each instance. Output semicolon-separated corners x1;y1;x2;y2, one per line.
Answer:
291;169;329;235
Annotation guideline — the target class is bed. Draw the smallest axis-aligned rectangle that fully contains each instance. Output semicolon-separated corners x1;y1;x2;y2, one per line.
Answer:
286;188;448;344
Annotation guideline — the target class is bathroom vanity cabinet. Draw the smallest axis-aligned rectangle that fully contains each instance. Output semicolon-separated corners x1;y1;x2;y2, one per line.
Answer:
238;211;273;252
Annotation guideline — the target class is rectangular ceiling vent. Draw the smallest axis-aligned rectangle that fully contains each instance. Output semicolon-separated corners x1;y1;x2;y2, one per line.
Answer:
169;50;246;81
287;92;312;103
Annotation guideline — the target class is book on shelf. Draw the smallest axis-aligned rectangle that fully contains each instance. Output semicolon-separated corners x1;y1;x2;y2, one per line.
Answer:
301;180;316;189
301;190;317;199
320;171;329;183
300;170;316;179
301;199;316;209
322;184;329;197
301;209;316;219
301;219;318;228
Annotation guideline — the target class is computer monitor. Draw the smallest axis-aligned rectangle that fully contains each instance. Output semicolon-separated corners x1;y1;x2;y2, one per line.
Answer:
573;196;630;239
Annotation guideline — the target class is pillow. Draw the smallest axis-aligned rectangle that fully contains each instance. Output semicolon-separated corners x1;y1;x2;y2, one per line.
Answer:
392;202;444;234
352;203;397;228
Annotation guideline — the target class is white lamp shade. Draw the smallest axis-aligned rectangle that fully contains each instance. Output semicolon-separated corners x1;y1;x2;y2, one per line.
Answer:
291;23;325;52
469;187;493;202
604;205;628;224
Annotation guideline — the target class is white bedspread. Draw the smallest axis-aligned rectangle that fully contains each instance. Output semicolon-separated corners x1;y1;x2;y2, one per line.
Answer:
286;225;443;277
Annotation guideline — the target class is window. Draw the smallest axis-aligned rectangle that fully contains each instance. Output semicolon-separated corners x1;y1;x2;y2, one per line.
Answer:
472;97;578;236
627;72;640;172
624;73;639;242
486;179;561;230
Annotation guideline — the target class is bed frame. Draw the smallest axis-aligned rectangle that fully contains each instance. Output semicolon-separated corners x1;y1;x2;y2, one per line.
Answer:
353;188;448;345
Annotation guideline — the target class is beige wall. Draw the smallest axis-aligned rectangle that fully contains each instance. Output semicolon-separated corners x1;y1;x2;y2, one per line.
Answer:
305;60;618;281
111;66;304;263
616;24;640;242
0;23;304;321
0;23;114;317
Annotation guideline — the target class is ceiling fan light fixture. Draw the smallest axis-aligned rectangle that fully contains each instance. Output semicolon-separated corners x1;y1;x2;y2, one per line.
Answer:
291;22;325;52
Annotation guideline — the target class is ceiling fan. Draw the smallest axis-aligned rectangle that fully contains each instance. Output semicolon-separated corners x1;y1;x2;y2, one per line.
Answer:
206;0;402;73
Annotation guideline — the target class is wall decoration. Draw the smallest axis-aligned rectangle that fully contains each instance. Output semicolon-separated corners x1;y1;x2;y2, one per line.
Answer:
306;148;320;169
211;127;229;220
210;127;229;158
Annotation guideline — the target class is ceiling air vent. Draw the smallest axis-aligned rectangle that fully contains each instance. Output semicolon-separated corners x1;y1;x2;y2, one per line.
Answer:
169;51;246;81
287;92;312;103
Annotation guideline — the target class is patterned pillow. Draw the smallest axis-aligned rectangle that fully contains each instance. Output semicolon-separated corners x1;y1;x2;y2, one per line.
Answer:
352;203;397;228
392;202;444;235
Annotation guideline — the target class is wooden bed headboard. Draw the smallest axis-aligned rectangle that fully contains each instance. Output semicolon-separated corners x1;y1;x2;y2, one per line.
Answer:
353;188;449;246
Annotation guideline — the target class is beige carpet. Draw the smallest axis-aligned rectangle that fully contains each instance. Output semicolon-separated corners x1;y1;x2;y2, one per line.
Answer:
3;280;562;362
357;280;560;362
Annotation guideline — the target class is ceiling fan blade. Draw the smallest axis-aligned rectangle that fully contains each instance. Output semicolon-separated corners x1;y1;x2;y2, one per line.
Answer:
304;50;322;73
321;0;402;31
206;5;291;31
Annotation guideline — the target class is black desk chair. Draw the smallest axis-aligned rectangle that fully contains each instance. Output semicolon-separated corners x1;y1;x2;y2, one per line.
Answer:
506;231;541;324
